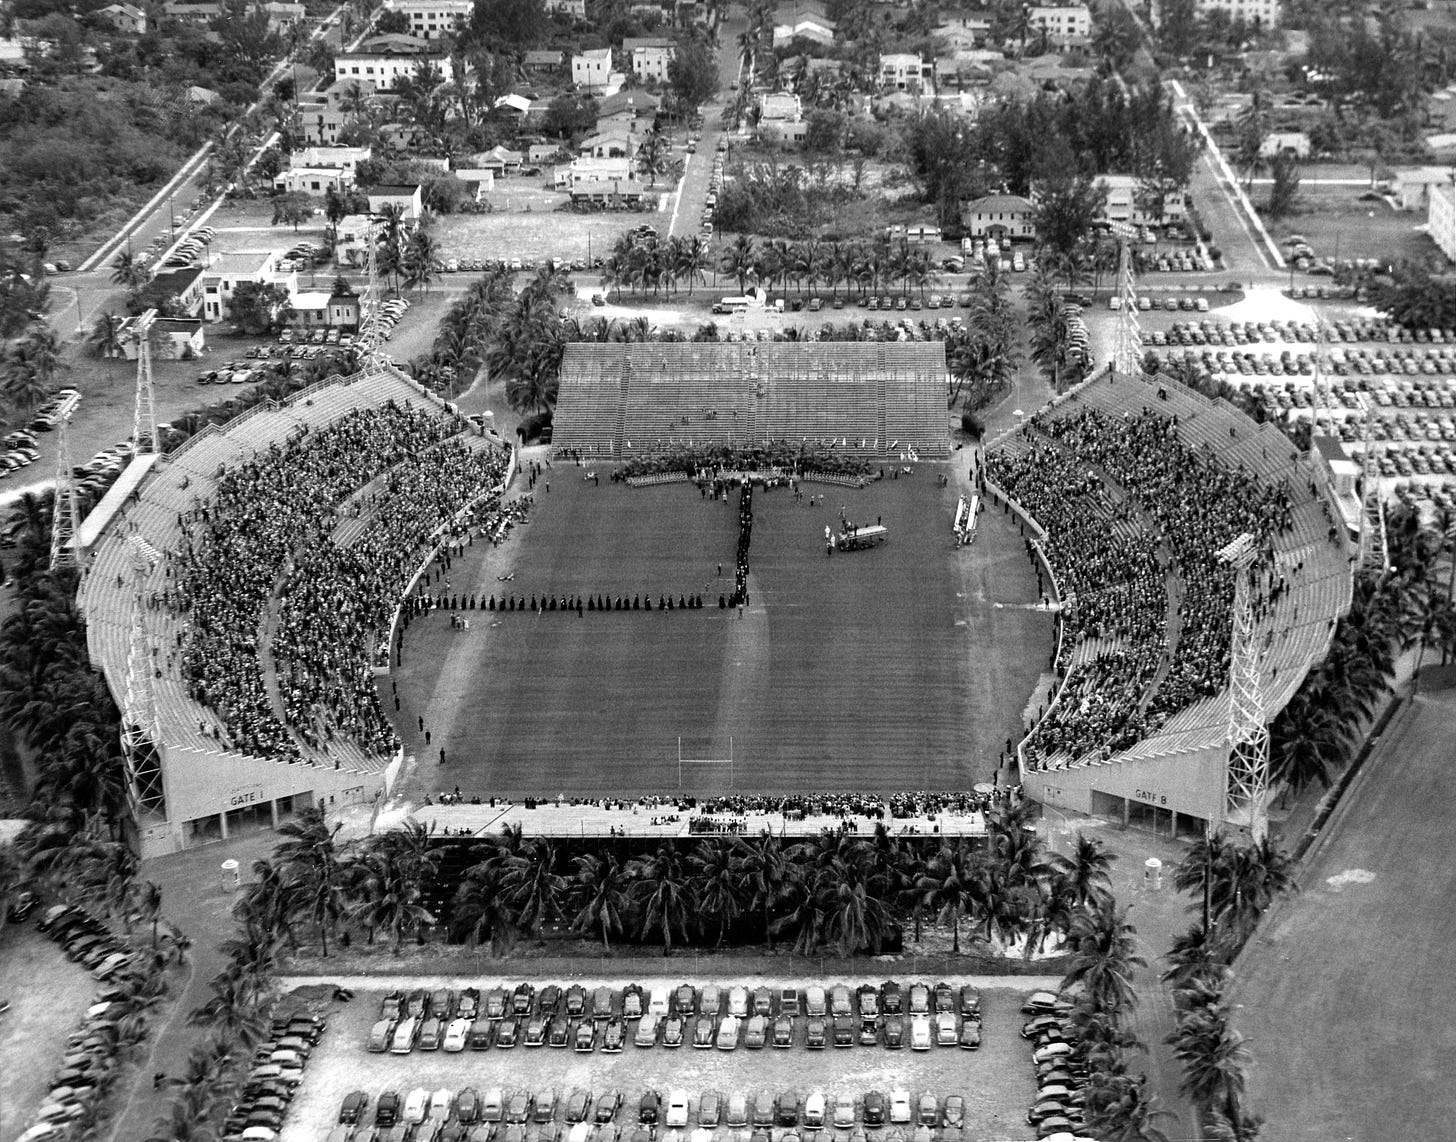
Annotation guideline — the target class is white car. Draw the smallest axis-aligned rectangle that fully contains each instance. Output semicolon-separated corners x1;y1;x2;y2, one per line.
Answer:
889;1090;912;1126
404;1088;430;1124
666;1091;690;1128
909;1016;932;1051
804;1093;826;1128
728;986;749;1017
429;1089;454;1121
443;1017;471;1052
648;987;671;1017
832;1094;855;1129
935;1012;958;1046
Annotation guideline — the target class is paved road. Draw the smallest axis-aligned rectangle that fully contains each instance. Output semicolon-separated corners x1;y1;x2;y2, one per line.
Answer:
668;12;746;242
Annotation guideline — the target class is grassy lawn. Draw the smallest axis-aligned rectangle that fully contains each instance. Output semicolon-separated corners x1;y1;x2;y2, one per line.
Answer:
436;202;666;265
1263;188;1441;268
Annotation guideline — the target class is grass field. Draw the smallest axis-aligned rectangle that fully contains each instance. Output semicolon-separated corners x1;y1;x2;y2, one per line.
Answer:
1265;188;1442;268
389;470;1050;798
436;206;664;265
1233;684;1456;1140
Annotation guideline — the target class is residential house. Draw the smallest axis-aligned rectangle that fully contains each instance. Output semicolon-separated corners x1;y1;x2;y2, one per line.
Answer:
334;47;451;92
451;168;497;200
879;53;930;92
334;215;376;266
935;54;995;90
118;315;206;359
555;155;634;188
494;91;535;116
1027;5;1091;47
274;145;371;195
1193;0;1279;27
379;122;432;150
759;118;808;145
1392;167;1454;212
529;143;563;165
381;0;472;39
139;266;206;316
572;46;613;91
201;252;296;323
263;1;305;31
163;2;220;23
598;88;660;122
366;183;425;219
1259;131;1310;159
1096;173;1187;227
625;36;675;81
298;79;379;146
289;291;334;329
524;49;565;71
569;179;645;206
960;193;1036;240
547;0;586;17
329;287;361;330
579;128;635;158
758;92;802;121
933;15;990;48
1426;84;1456;131
97;3;147;33
478;145;524;174
772;3;835;45
1429;180;1456;261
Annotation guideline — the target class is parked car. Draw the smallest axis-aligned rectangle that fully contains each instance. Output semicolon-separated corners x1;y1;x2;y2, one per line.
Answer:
863;1092;886;1126
594;1091;622;1124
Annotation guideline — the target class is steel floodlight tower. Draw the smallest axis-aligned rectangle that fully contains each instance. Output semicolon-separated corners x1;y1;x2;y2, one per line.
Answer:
1217;532;1269;841
1355;392;1391;575
121;534;167;821
132;308;159;454
358;216;389;370
49;409;81;571
1108;221;1143;377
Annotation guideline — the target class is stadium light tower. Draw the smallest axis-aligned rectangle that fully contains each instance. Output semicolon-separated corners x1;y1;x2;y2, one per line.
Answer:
1107;221;1142;376
1217;531;1269;842
132;308;159;454
121;534;168;823
358;216;389;371
49;408;81;571
1355;392;1390;575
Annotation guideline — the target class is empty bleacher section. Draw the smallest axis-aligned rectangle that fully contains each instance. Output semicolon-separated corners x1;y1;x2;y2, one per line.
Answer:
986;371;1351;783
552;343;948;458
78;366;509;854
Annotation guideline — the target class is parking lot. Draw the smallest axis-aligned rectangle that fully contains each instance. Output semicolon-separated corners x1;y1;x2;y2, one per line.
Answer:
276;977;1054;1142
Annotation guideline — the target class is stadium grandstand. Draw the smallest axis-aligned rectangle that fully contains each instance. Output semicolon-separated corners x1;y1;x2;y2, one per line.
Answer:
550;342;949;459
985;371;1353;839
77;364;512;857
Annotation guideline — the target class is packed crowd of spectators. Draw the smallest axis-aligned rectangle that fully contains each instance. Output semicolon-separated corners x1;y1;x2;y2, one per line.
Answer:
988;406;1293;767
173;401;501;761
729;480;752;607
274;438;510;754
616;442;872;482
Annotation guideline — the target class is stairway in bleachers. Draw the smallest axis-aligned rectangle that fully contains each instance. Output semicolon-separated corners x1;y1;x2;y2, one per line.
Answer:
615;357;631;455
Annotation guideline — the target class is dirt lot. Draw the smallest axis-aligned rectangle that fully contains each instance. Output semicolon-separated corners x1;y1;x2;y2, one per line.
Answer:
276;976;1054;1142
0;923;96;1142
434;208;662;266
1265;188;1442;269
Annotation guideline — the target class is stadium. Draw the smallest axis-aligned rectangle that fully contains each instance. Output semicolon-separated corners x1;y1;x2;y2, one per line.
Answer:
75;342;1351;857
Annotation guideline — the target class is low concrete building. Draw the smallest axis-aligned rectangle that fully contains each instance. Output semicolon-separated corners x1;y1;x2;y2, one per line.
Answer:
1027;5;1091;46
119;315;206;359
1393;166;1455;212
97;3;147;33
366;183;425;219
381;0;472;39
1259;131;1310;159
1430;180;1456;261
201;253;297;323
1096;173;1187;227
572;46;613;91
524;49;565;71
879;53;930;91
334;47;451;92
627;37;675;81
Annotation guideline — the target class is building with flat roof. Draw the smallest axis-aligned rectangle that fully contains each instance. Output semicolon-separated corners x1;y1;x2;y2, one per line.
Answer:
381;0;472;39
334;48;451;92
1430;181;1456;261
1028;5;1091;46
572;46;613;91
1096;173;1187;227
1193;0;1279;27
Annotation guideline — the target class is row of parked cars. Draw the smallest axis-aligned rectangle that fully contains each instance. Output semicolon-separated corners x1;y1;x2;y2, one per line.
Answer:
26;387;80;434
1;428;40;478
36;904;138;982
369;982;983;1056
221;1012;327;1142
341;1086;973;1142
161;226;217;270
1019;991;1089;1140
13;903;145;1142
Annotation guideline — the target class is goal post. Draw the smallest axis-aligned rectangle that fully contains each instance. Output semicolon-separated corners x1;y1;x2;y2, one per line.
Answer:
678;736;733;790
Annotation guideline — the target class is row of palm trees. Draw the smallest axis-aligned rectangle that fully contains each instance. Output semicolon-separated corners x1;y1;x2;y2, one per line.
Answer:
714;233;948;303
2;319;66;415
222;803;1134;962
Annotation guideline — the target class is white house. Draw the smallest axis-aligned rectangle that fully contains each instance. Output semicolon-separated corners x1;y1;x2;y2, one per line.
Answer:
366;183;425;220
201;253;297;323
1430;181;1456;261
758;92;802;121
450;168;497;200
118;315;205;359
381;0;472;39
933;16;990;48
555;156;634;188
879;53;929;91
1193;0;1279;27
547;0;586;17
625;37;675;81
273;145;371;195
1097;174;1187;227
572;47;613;91
1027;5;1091;46
961;193;1036;240
1392;167;1454;212
333;48;451;92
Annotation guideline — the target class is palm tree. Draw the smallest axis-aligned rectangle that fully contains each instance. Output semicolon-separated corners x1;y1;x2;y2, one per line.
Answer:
274;807;348;958
89;312;127;366
570;852;631;950
720;234;758;292
110;249;150;294
689;838;742;947
915;841;977;953
501;838;565;938
3;323;66;414
817;860;892;955
1061;901;1147;1016
1168;995;1254;1134
1051;833;1116;911
736;831;793;949
630;843;696;956
453;858;517;954
127;879;164;947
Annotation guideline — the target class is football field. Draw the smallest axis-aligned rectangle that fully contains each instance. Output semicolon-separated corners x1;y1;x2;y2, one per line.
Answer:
388;469;1051;797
